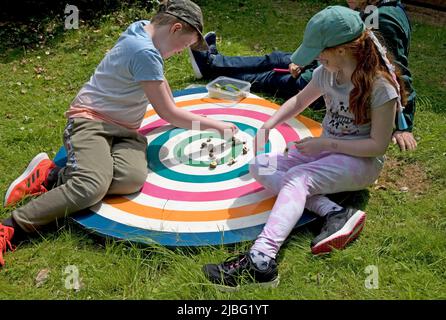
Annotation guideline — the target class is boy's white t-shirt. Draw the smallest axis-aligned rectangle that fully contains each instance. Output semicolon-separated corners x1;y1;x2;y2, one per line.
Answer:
312;65;398;140
67;20;164;130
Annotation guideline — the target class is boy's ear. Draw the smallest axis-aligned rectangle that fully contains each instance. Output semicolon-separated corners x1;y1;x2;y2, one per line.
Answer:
170;22;183;34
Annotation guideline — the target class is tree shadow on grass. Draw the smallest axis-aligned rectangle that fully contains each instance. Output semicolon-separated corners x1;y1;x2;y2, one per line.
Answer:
0;0;157;62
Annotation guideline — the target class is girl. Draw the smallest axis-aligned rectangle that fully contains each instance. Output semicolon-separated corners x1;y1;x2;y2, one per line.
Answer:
203;5;406;288
189;0;417;152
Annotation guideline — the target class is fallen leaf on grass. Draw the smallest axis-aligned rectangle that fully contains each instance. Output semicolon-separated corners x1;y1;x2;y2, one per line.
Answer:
35;268;50;287
34;66;45;74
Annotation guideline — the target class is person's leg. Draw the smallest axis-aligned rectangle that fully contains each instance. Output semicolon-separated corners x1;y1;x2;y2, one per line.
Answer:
10;118;115;233
203;151;364;287
189;49;313;100
251;152;383;259
208;51;292;75
233;70;309;100
189;50;291;78
250;151;342;215
107;130;148;195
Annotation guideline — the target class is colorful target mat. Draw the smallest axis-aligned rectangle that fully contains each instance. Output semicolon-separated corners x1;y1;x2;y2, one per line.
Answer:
54;87;323;246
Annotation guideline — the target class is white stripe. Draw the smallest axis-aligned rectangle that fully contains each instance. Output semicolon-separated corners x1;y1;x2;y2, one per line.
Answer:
163;189;275;211
145;168;257;191
122;187;274;210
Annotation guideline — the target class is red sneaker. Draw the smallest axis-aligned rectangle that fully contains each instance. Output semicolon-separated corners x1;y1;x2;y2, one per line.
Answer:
4;152;56;207
0;224;14;267
311;208;366;255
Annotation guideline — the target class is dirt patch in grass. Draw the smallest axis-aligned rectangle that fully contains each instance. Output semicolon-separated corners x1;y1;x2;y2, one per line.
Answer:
374;157;431;197
406;5;446;27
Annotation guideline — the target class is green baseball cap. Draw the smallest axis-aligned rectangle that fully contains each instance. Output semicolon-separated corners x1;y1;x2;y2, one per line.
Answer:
159;0;209;51
291;6;365;66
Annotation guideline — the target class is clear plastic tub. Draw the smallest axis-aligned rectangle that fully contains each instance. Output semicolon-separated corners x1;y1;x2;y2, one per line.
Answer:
206;76;251;101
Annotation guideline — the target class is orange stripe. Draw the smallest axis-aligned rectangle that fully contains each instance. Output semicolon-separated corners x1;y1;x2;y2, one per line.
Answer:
104;196;276;221
296;115;323;137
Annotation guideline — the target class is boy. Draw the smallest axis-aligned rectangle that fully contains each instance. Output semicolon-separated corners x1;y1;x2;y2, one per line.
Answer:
0;0;238;266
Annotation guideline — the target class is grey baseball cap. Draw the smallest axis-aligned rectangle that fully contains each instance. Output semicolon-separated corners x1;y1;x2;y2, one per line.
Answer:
159;0;209;51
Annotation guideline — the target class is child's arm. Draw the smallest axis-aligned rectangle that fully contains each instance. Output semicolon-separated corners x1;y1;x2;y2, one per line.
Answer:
254;79;322;153
263;79;322;130
162;77;175;101
141;80;237;136
296;99;397;157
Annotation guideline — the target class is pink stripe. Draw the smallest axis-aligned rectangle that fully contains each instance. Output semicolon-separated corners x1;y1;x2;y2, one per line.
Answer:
138;119;167;135
138;108;300;201
142;181;264;201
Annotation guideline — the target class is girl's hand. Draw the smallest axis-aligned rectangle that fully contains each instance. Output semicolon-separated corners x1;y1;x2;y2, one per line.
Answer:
294;137;327;155
254;127;270;154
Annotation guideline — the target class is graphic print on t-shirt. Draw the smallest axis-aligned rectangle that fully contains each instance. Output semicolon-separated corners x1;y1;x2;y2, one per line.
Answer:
324;94;360;137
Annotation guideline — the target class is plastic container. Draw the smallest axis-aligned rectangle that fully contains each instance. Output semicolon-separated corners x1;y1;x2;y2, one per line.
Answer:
206;76;251;101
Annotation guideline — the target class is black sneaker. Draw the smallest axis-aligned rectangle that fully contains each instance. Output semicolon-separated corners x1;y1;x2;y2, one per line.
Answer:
188;48;209;79
311;208;366;255
188;31;217;79
204;31;218;54
202;252;279;290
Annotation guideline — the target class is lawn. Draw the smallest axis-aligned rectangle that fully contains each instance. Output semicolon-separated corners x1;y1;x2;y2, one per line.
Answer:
0;0;445;300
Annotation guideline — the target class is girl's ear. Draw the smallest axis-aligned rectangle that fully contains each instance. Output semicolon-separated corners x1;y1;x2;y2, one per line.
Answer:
337;47;346;56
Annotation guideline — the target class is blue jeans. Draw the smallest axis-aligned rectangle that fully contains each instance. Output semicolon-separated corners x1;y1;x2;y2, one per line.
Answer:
196;51;310;100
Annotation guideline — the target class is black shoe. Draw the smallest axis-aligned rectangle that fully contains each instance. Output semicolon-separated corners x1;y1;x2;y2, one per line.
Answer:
204;31;218;54
188;31;217;79
202;252;279;290
188;48;209;79
311;208;366;255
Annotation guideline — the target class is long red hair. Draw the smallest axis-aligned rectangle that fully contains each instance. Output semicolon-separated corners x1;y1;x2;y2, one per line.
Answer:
325;30;407;125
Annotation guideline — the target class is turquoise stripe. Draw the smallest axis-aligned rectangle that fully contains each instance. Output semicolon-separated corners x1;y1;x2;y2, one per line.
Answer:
147;121;271;183
173;132;243;167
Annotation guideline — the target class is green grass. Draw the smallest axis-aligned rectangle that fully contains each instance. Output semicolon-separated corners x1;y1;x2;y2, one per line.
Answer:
1;0;445;299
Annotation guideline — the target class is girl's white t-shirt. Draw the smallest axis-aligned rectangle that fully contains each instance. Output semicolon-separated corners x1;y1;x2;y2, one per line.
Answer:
312;65;398;140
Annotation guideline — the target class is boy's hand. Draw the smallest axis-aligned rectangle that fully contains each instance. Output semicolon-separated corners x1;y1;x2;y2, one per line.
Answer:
254;127;270;155
220;122;239;138
289;63;301;78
